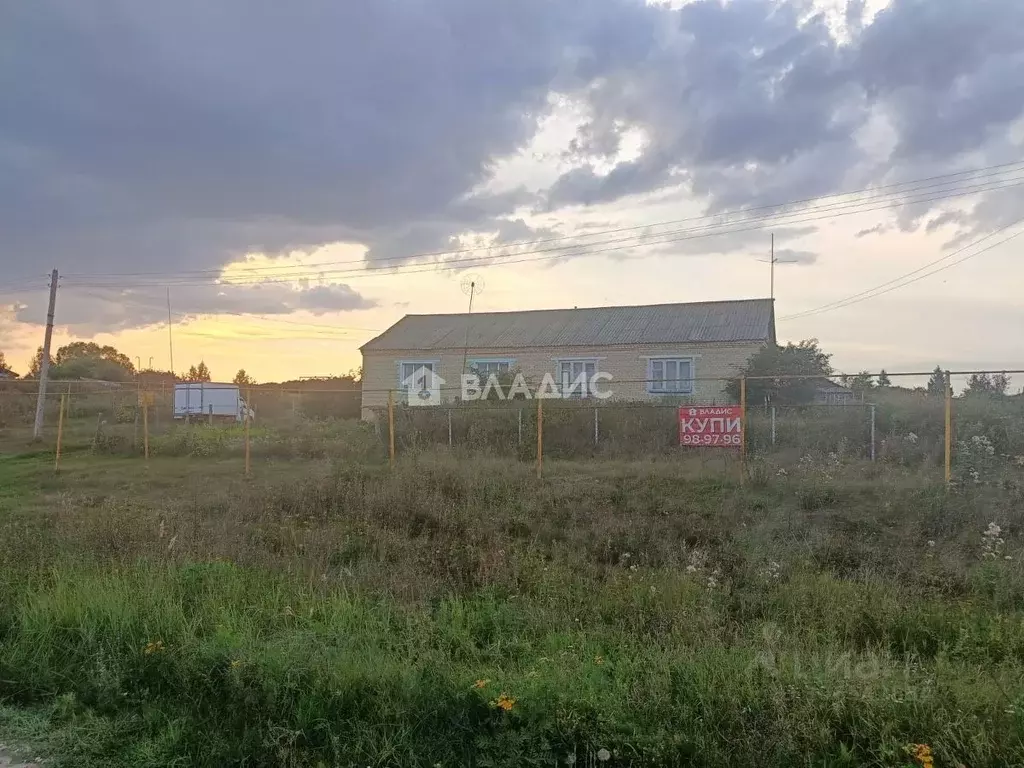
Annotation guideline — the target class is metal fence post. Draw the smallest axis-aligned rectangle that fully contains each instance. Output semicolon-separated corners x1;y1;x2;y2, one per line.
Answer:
770;406;776;448
869;404;876;462
944;372;952;489
388;390;396;469
447;408;452;447
244;387;252;477
55;392;67;472
536;398;543;479
518;407;523;446
593;406;599;447
739;377;747;485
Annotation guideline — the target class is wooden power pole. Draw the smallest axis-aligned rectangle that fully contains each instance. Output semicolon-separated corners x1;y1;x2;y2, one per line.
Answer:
32;269;59;441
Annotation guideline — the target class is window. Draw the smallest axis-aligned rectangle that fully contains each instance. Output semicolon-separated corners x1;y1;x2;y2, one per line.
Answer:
398;361;437;393
647;357;694;394
469;359;513;379
558;359;598;397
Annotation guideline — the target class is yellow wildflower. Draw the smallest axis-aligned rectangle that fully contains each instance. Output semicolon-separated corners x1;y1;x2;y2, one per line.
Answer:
143;639;165;655
907;744;934;768
492;693;516;711
472;679;490;689
594;655;604;665
230;659;245;669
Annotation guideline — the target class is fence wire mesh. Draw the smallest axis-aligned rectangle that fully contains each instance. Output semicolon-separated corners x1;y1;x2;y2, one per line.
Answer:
2;372;1023;488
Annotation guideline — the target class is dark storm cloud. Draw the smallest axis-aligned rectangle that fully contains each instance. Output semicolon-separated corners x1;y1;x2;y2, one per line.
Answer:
2;0;1023;333
546;0;864;210
0;0;664;330
13;282;377;334
545;0;1024;224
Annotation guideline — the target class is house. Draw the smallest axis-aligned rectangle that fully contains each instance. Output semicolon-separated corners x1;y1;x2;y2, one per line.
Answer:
359;298;775;418
810;378;855;405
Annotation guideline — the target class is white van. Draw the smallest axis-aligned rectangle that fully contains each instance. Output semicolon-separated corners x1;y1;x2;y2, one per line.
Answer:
173;383;254;423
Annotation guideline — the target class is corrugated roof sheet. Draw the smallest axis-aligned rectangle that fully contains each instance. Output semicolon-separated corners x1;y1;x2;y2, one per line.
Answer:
361;299;775;351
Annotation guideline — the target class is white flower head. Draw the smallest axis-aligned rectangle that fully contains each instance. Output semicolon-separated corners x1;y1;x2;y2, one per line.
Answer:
597;748;611;762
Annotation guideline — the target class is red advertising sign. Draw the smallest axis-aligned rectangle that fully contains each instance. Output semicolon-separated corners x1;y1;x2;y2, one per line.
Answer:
679;405;743;447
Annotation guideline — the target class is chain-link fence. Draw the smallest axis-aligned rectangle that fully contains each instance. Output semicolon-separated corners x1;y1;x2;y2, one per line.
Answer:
3;372;1023;487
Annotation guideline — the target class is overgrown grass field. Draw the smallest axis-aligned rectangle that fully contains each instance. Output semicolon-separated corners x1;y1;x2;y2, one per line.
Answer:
0;442;1023;766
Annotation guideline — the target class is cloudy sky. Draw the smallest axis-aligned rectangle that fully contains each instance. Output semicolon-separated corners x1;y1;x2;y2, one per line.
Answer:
2;0;1023;383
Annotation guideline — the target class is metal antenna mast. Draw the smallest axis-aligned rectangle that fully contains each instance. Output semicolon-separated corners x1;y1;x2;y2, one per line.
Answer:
460;274;485;376
756;233;797;300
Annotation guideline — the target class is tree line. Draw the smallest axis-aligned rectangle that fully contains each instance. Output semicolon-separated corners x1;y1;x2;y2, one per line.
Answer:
0;343;316;389
730;340;1017;403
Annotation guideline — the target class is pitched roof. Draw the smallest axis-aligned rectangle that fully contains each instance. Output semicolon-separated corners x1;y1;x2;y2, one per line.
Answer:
361;299;775;352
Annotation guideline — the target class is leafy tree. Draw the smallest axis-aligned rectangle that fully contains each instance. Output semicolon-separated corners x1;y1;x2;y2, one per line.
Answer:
185;362;212;382
232;369;256;387
877;369;891;388
50;341;135;381
54;342;134;371
846;371;874;396
27;347;51;379
964;372;1010;397
926;366;947;397
726;339;833;406
0;351;16;377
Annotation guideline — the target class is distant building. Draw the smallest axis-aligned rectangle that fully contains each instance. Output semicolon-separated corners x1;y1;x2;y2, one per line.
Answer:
810;378;855;405
359;299;775;418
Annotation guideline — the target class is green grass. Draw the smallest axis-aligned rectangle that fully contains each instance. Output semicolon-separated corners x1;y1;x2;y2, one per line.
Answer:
0;453;1023;766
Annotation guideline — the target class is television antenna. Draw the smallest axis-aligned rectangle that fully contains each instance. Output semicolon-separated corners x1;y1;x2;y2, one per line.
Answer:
755;233;797;300
460;274;485;376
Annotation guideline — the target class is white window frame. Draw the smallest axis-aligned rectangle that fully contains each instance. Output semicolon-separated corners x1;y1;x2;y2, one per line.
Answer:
555;357;601;398
396;359;440;393
645;356;695;395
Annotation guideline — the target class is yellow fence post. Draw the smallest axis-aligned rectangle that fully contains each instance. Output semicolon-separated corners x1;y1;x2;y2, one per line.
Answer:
387;390;396;469
143;397;150;461
536;397;544;479
739;376;747;486
55;392;67;472
944;370;952;489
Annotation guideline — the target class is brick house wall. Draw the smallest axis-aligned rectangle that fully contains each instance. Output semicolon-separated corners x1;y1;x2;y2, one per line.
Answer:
360;340;764;419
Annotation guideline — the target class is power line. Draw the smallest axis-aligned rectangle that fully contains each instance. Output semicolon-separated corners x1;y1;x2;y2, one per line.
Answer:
66;174;1024;287
779;216;1024;321
59;158;1024;281
61;174;1024;289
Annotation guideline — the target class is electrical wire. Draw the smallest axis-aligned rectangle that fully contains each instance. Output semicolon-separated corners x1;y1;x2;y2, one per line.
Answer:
59;158;1024;280
61;174;1024;289
779;216;1024;321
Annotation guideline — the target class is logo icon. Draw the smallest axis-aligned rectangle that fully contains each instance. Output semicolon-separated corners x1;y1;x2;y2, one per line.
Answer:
402;366;444;406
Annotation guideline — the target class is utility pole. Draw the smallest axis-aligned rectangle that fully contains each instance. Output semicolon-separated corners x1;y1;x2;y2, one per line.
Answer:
167;287;175;374
32;269;59;441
